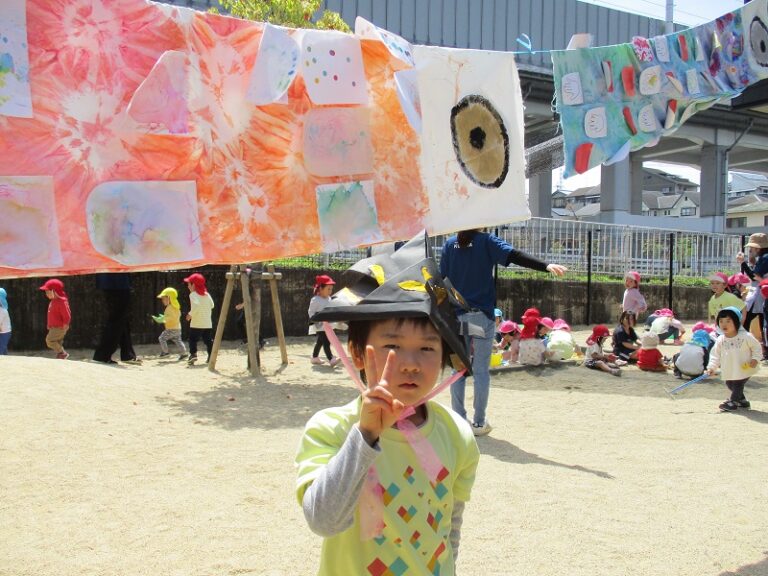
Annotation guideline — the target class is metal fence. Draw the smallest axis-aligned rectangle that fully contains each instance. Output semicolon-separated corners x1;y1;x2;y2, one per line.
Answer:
285;218;744;281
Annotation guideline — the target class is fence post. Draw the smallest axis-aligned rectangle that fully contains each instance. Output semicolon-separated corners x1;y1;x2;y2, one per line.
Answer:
586;230;592;325
668;232;675;312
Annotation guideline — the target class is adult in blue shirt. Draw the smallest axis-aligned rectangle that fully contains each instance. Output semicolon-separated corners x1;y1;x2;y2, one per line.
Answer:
440;229;566;436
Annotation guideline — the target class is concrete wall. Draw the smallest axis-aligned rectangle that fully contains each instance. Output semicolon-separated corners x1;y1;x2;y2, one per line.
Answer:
3;268;712;352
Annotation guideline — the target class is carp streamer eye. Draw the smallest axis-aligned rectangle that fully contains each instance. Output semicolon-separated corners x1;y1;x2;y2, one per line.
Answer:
450;95;510;188
750;16;768;67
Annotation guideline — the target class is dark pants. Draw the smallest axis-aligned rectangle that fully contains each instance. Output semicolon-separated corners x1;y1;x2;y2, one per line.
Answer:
726;378;748;402
93;290;137;362
313;332;333;360
744;310;767;359
189;328;213;359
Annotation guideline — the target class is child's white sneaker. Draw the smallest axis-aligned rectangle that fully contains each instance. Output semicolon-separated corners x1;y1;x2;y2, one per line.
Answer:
329;357;342;367
310;357;324;365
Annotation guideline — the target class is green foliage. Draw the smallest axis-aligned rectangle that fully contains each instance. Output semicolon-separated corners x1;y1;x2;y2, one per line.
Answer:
216;0;351;31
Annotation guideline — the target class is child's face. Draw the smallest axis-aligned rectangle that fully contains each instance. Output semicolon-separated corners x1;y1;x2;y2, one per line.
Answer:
351;318;443;407
44;289;54;300
718;316;738;337
710;281;725;295
186;282;194;292
318;284;333;297
622;315;636;328
537;325;551;336
161;296;169;305
624;278;636;289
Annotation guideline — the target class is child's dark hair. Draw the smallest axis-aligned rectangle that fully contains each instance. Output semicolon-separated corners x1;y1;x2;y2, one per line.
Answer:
716;308;741;329
618;311;636;326
347;317;451;382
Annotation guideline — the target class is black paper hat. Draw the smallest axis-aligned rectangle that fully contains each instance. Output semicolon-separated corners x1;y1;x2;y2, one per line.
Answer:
310;231;472;374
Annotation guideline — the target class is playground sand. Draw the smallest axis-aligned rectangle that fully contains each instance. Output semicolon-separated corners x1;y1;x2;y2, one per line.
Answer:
1;329;767;576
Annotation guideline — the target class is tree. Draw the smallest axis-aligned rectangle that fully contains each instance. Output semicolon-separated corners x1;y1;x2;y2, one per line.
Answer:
215;0;350;31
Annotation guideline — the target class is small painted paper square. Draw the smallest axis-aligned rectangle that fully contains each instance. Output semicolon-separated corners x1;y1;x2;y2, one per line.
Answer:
0;176;63;268
0;0;33;118
301;30;368;105
303;107;374;177
653;36;670;62
246;24;299;106
86;181;203;266
127;51;191;134
355;17;415;67
686;68;701;94
561;72;584;105
315;180;382;251
395;69;421;133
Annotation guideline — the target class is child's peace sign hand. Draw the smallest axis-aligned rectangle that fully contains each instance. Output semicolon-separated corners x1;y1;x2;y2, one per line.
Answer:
358;346;405;446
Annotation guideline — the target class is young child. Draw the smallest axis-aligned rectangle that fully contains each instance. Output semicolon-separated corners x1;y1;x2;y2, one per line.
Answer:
547;318;579;361
296;234;479;574
672;330;712;379
622;270;647;316
495;319;521;363
708;272;745;324
0;287;10;355
153;287;188;359
727;273;750;299
612;311;640;364
518;308;547;366
39;279;71;359
707;306;762;411
183;273;215;365
308;275;341;367
647;308;686;345
637;332;668;372
584;325;621;376
493;308;504;343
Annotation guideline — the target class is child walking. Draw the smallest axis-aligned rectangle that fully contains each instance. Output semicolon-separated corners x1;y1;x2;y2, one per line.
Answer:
584;325;621;376
308;274;341;367
183;273;214;365
153;287;188;359
39;279;71;359
0;287;11;355
296;234;479;575
622;270;647;316
707;306;762;412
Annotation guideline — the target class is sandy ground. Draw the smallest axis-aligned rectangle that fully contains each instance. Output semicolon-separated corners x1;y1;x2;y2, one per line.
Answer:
2;328;768;576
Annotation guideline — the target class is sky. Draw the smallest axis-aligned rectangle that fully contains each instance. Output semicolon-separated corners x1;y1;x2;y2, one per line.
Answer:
556;0;747;192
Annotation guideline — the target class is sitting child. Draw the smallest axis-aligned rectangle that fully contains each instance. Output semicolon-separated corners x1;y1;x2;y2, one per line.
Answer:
637;332;668;372
672;330;711;379
584;325;621;376
547;319;579;361
495;319;520;363
612;311;640;364
646;308;685;345
518;308;547;366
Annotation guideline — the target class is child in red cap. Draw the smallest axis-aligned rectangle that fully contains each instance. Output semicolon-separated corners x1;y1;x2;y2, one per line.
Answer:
183;273;215;365
308;275;341;367
40;278;72;359
584;325;621;376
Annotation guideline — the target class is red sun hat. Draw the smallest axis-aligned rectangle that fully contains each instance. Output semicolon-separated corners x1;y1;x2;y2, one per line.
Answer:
760;279;768;298
39;278;66;297
314;274;335;287
183;273;208;295
728;273;750;286
587;324;610;345
553;319;570;331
